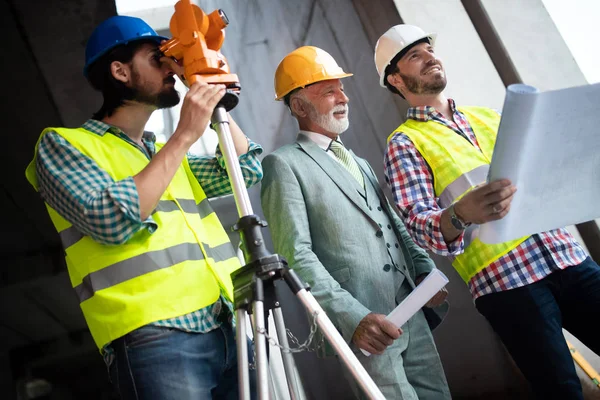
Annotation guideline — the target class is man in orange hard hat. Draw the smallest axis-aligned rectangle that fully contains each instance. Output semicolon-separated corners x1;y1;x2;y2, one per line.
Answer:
375;24;600;400
260;46;451;399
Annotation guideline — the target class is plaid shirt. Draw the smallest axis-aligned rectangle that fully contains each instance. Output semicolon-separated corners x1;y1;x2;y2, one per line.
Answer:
384;99;588;299
35;120;262;355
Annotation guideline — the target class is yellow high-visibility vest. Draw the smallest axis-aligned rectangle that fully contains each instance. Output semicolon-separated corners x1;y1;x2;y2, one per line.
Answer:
26;127;241;349
388;106;528;282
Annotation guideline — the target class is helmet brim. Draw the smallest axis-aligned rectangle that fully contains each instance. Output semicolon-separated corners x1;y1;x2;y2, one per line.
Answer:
83;35;169;78
275;72;353;101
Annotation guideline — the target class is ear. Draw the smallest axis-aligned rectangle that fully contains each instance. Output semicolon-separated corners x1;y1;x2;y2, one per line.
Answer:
290;96;308;118
110;61;131;84
387;72;404;94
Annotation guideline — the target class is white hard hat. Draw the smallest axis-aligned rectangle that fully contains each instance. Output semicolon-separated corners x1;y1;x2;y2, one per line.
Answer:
374;24;437;88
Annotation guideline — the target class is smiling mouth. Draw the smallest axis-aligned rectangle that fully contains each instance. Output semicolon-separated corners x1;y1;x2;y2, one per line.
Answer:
422;66;441;75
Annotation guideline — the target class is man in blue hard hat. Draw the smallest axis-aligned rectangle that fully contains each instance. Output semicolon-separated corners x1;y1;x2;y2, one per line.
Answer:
25;15;260;399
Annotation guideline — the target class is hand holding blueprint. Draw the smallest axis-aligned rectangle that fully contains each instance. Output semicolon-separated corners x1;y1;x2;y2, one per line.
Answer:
479;82;600;244
361;269;448;357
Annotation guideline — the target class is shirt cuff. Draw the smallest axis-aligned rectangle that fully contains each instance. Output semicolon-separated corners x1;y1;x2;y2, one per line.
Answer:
111;176;158;233
428;209;465;256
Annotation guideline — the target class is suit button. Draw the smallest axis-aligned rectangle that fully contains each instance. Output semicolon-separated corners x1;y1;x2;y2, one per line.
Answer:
386;243;391;248
376;230;383;238
378;223;383;228
377;206;382;211
395;243;399;248
383;264;391;272
369;206;373;211
387;224;392;229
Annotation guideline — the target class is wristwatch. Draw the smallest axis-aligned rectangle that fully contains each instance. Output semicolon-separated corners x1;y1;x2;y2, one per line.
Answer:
448;203;471;231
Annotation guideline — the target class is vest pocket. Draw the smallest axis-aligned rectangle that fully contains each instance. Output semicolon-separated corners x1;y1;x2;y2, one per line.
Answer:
329;267;351;284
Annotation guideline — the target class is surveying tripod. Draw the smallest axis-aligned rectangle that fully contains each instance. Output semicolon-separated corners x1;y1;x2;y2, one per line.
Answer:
159;1;385;399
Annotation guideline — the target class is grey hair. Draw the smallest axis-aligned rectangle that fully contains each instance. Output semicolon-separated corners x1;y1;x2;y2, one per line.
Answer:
288;89;310;118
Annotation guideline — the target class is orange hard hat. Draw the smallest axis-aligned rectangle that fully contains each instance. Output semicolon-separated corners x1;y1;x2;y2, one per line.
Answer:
274;46;353;101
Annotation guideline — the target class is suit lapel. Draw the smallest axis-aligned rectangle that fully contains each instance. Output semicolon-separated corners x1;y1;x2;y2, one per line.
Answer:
296;135;372;218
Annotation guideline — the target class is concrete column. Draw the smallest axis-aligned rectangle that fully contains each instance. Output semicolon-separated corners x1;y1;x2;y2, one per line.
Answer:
481;0;587;90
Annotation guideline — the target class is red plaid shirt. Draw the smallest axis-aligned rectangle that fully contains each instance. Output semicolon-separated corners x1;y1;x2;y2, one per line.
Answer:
384;99;588;299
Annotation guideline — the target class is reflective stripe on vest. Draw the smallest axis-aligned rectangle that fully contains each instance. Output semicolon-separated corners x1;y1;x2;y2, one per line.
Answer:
438;164;489;209
389;107;529;283
25;126;241;350
74;241;237;302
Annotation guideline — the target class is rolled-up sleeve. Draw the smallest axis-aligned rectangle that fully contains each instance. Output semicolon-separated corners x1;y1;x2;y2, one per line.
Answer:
187;138;263;198
35;131;156;245
384;132;464;256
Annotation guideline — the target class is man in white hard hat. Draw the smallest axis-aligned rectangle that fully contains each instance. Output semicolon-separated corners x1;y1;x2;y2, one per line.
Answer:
261;45;452;400
374;24;600;400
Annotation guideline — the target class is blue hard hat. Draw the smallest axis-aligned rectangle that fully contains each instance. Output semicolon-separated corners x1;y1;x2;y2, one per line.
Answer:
84;15;168;77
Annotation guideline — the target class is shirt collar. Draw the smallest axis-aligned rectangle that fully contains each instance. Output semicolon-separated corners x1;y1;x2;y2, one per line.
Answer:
81;119;156;143
298;130;340;151
406;98;458;122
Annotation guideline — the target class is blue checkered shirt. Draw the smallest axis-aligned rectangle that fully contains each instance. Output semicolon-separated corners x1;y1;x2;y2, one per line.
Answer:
34;119;263;359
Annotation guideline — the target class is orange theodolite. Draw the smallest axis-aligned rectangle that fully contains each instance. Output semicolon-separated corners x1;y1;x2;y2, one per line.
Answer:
159;0;240;110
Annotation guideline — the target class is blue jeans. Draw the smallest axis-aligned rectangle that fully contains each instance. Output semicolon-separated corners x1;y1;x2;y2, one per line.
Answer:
475;257;600;400
108;322;256;399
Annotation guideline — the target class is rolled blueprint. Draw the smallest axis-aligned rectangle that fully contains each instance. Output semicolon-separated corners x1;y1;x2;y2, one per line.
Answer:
361;269;449;357
479;82;600;244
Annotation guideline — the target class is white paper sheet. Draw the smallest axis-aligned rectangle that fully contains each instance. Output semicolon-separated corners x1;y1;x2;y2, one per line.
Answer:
479;82;600;244
361;269;449;357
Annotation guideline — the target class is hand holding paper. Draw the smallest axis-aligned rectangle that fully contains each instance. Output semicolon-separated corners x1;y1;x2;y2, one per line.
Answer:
352;313;402;355
361;269;449;357
479;82;600;244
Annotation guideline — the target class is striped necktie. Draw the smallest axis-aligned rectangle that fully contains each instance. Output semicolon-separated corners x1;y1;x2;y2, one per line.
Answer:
329;140;365;187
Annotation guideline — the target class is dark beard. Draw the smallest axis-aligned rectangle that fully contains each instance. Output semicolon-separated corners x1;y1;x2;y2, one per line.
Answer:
128;71;180;109
400;71;447;96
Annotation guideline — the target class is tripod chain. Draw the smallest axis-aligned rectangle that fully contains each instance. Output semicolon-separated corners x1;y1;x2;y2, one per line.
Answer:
248;310;324;370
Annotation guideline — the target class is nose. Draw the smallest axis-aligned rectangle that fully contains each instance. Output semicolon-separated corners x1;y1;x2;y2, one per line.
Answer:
424;52;437;65
336;89;349;104
160;56;176;75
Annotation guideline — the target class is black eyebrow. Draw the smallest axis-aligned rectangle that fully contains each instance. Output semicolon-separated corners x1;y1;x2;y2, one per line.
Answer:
407;48;419;57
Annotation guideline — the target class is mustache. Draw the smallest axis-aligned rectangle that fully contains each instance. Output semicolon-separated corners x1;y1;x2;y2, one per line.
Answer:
164;76;176;85
332;105;348;113
421;62;441;74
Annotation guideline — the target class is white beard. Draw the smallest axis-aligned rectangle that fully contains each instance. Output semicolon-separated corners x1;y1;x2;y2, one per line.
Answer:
309;105;349;135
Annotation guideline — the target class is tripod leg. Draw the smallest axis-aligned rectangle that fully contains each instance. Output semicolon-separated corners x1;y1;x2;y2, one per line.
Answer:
294;289;385;400
236;308;251;400
252;278;270;400
272;307;302;400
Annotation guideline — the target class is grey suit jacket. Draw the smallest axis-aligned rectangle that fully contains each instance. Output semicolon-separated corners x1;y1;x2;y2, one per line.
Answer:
260;134;447;356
